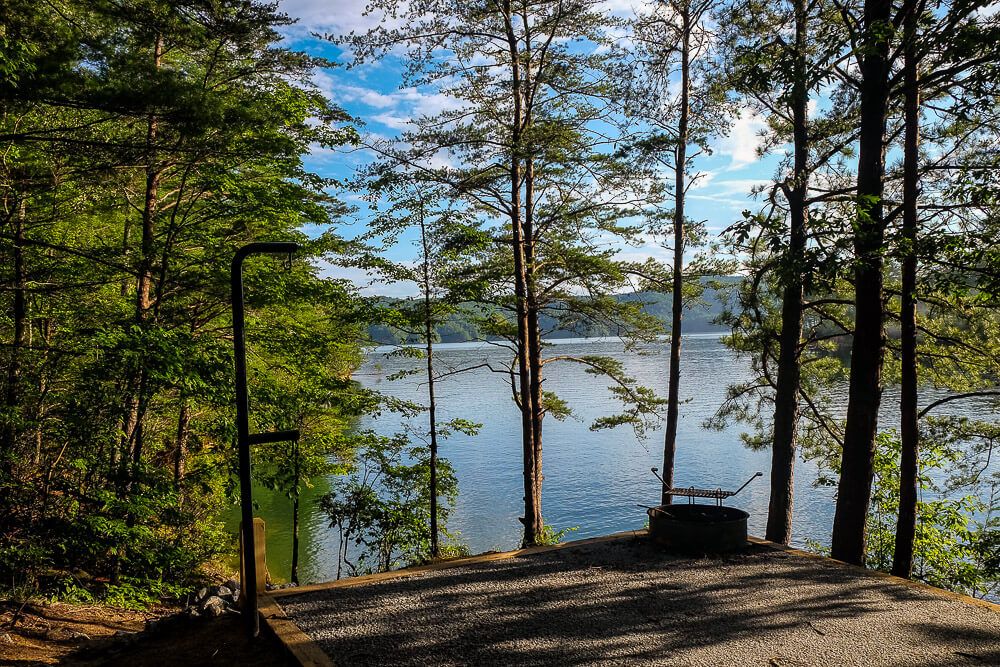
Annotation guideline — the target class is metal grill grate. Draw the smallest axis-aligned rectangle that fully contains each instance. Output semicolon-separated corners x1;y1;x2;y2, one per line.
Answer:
651;470;763;506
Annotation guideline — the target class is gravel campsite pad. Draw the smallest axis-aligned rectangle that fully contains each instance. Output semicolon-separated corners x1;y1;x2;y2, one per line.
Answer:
277;536;999;666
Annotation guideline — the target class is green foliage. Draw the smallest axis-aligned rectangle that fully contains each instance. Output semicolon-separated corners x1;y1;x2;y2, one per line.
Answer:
864;431;998;598
319;431;465;577
535;524;579;547
0;0;364;602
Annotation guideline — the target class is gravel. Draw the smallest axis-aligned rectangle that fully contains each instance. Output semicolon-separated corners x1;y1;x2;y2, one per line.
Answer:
279;537;999;666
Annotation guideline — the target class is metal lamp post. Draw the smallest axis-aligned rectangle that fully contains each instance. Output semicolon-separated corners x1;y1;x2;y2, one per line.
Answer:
232;242;300;638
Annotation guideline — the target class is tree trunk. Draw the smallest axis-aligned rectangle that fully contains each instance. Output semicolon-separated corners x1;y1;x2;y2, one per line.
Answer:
503;1;540;546
766;0;809;545
661;3;690;505
173;399;190;493
893;0;921;579
135;33;163;324
121;33;164;480
33;314;52;469
831;0;892;566
291;439;301;585
524;157;545;538
419;209;441;559
2;195;28;472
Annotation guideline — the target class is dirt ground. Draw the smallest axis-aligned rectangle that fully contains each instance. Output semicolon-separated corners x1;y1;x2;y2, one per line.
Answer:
0;600;293;666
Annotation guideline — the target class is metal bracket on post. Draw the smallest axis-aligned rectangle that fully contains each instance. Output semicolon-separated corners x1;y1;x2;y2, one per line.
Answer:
232;242;300;638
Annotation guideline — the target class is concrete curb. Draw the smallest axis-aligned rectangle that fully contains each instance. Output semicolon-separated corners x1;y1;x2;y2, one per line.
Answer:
260;594;337;667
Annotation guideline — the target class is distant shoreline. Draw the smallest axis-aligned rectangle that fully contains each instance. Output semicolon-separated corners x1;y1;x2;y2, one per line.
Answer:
365;331;727;355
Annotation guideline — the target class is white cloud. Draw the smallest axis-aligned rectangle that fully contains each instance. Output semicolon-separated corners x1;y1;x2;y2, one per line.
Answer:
317;260;420;298
703;178;767;198
713;108;767;171
313;71;467;132
344;86;399;109
371;113;412;131
279;0;383;37
977;2;999;18
689;170;716;190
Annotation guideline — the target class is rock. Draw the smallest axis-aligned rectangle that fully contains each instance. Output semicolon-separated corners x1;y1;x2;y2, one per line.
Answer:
114;629;139;646
224;578;239;592
200;595;226;617
69;631;91;642
195;586;208;602
185;607;201;619
217;585;232;599
231;589;240;604
203;603;225;618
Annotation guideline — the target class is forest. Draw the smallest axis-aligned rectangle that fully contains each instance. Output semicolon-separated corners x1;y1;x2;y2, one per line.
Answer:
367;286;733;344
1;0;999;610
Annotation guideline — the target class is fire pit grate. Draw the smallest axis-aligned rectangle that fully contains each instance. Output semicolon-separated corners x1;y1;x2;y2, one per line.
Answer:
651;469;762;506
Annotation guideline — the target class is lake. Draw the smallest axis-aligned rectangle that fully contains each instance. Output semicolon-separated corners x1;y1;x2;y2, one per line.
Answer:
247;334;844;583
241;334;996;585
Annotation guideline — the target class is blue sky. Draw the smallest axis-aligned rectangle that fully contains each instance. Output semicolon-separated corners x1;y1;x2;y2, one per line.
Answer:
277;0;785;296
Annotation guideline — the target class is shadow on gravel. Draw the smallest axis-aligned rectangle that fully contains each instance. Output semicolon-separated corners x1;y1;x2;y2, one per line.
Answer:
280;538;998;666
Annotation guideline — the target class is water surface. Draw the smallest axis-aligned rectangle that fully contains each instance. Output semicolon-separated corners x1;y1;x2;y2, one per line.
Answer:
243;335;995;584
250;335;842;583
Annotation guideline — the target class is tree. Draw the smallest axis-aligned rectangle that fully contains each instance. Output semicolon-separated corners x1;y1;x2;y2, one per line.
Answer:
626;0;730;506
716;0;855;543
0;0;363;598
252;284;365;584
893;0;923;579
833;0;1000;566
890;0;1000;578
831;0;897;565
340;0;666;546
349;172;487;558
320;430;466;577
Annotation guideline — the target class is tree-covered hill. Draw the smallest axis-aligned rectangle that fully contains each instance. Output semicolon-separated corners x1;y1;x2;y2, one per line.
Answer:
367;280;737;345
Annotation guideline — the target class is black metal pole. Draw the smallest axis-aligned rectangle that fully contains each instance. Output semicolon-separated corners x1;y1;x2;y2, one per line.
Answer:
232;242;298;638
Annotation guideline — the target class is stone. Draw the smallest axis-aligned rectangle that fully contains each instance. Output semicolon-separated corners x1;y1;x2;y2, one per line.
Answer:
217;585;232;599
203;603;224;618
195;587;208;602
200;595;225;617
224;578;239;592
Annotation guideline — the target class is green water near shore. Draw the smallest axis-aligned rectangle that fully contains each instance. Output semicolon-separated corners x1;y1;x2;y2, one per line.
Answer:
223;476;332;583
